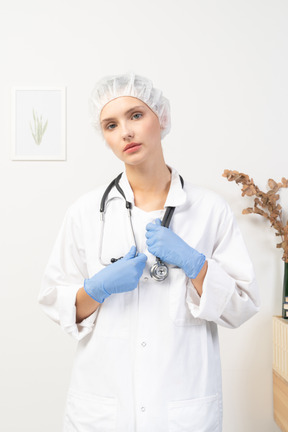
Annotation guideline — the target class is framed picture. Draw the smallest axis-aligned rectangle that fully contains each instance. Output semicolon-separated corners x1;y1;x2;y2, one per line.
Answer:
11;87;66;161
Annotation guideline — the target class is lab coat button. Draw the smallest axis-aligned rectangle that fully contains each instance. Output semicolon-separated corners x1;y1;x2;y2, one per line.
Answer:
141;406;146;412
141;341;147;347
143;276;149;282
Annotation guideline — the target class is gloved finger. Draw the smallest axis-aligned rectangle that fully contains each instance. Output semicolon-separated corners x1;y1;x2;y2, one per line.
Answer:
146;238;154;247
146;222;161;231
134;252;148;263
154;218;162;226
123;245;137;260
145;230;154;239
147;244;157;256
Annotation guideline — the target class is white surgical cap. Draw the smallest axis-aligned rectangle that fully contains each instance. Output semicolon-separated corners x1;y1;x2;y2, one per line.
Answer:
89;73;171;139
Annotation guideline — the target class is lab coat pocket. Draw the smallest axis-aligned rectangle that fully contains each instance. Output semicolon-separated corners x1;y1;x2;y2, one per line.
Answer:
168;394;220;432
169;267;203;326
64;390;117;432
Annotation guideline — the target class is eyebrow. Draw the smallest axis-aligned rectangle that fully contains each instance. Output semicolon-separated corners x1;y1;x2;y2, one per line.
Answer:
101;105;145;124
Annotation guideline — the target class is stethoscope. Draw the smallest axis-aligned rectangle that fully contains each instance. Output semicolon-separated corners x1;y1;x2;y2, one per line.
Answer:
99;173;184;282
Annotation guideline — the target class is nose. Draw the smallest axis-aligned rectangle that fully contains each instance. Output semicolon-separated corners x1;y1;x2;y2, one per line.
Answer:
121;123;134;141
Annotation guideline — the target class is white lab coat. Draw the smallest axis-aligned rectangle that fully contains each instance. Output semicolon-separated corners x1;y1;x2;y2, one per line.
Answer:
39;167;260;432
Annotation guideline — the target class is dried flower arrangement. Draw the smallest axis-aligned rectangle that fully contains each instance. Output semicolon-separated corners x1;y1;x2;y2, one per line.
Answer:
222;170;288;263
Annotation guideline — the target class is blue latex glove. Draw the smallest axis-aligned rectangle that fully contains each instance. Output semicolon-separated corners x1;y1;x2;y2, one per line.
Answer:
146;219;206;279
84;246;147;303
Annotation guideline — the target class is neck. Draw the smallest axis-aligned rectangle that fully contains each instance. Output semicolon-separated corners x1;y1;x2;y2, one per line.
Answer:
125;159;171;211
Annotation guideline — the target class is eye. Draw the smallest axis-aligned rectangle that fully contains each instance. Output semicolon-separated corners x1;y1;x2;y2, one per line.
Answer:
106;123;117;130
132;112;143;120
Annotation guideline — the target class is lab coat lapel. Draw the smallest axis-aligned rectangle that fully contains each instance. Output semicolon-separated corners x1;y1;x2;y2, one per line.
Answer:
164;167;187;208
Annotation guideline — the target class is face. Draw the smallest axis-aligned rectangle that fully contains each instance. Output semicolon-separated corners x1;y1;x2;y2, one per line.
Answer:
100;96;162;166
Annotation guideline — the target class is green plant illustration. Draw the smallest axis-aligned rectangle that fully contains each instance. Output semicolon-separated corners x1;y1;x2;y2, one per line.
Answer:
30;109;48;145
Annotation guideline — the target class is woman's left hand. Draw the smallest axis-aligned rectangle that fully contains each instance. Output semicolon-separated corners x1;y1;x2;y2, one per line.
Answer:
145;218;206;279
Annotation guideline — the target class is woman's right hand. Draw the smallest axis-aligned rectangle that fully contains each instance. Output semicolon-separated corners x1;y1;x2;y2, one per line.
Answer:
84;246;147;303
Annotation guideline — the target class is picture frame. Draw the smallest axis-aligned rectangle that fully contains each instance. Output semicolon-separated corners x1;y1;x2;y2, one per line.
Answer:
11;87;66;161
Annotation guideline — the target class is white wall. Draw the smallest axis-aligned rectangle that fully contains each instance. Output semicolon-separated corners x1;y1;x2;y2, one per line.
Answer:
0;0;287;430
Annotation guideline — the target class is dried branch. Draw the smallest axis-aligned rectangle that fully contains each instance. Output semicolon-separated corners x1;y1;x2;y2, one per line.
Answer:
222;169;288;262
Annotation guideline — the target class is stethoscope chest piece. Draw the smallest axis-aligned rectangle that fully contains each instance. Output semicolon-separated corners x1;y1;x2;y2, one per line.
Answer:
150;259;169;281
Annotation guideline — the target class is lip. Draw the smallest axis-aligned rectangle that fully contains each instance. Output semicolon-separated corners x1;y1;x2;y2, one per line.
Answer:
123;142;142;152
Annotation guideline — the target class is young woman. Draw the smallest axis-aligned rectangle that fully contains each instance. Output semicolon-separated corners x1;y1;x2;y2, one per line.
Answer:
39;73;260;432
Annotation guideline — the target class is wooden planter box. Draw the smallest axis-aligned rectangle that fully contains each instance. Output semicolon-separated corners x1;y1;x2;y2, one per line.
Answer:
273;316;288;432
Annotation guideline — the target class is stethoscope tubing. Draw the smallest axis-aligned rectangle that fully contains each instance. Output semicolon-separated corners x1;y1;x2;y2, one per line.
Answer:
98;173;184;281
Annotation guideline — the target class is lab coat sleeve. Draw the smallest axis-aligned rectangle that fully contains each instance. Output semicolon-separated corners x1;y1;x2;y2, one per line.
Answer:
38;205;98;340
186;201;260;328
